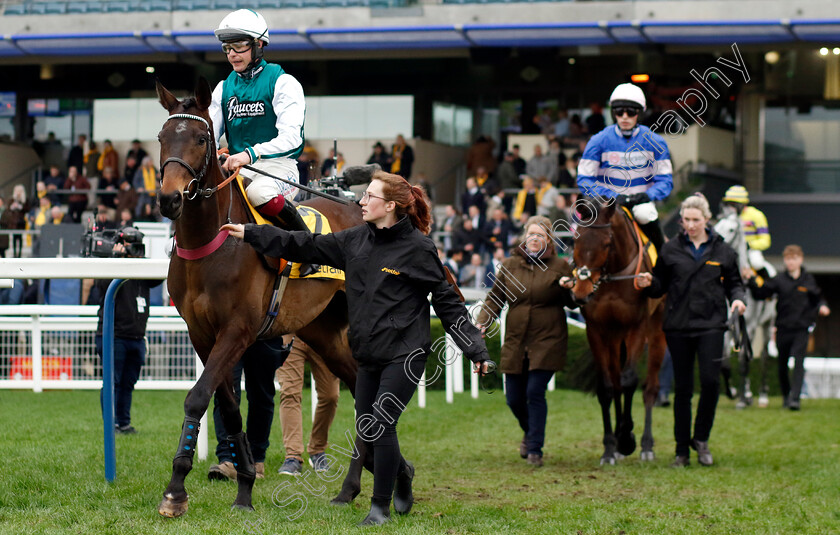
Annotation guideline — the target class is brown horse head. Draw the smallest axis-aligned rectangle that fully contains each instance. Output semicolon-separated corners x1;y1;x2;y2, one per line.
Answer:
156;77;217;220
571;199;617;303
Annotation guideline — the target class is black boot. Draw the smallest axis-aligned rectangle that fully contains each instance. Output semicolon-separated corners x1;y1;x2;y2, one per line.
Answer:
393;461;414;514
271;201;320;277
358;500;391;526
640;220;664;253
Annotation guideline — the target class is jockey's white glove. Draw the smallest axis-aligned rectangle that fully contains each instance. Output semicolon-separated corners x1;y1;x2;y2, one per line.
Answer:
748;249;766;270
632;201;659;224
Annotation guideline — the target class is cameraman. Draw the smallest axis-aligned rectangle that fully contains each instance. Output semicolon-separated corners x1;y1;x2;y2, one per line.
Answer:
94;241;161;434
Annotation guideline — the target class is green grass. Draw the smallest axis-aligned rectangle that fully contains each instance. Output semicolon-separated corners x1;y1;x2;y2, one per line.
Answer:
0;388;837;535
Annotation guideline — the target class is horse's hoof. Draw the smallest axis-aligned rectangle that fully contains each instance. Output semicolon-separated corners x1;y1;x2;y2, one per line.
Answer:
330;488;360;506
158;495;189;518
613;452;625;461
231;503;255;512
329;498;350;507
640;451;655;462
617;432;637;456
600;456;616;466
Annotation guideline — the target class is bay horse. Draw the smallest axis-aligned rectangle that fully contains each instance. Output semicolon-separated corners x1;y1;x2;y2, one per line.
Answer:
155;78;372;516
570;199;666;464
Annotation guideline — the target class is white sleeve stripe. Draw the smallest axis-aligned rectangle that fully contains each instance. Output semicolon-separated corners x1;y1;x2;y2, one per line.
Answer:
578;159;600;176
654;159;673;175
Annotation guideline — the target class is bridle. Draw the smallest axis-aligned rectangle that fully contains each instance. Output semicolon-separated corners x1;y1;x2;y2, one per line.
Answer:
161;113;232;201
571;211;644;294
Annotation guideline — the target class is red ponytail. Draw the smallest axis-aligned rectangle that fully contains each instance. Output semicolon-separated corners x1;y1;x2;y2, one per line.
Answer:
374;171;432;235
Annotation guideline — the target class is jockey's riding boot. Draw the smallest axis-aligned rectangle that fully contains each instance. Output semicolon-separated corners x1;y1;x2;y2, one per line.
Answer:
257;195;320;277
640;220;664;253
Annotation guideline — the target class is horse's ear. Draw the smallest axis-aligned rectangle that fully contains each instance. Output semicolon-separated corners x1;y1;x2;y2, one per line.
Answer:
574;198;595;223
194;77;212;111
156;79;180;112
600;199;617;221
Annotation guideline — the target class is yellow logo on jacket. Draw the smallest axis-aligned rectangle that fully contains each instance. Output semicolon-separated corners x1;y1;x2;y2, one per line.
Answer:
797;286;808;292
381;267;401;276
705;261;721;266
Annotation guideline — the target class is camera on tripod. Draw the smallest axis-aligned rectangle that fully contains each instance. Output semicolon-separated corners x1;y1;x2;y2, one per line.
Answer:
82;225;146;258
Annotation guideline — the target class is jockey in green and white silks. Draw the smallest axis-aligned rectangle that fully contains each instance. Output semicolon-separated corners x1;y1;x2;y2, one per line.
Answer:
208;9;305;219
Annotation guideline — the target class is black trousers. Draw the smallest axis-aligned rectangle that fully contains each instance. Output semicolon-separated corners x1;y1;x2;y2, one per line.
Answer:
212;344;279;464
666;331;725;456
776;328;809;402
355;357;424;506
504;366;554;456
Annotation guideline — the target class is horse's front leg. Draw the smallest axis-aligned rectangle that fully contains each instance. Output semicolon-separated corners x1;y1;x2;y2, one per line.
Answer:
330;436;372;505
158;336;247;518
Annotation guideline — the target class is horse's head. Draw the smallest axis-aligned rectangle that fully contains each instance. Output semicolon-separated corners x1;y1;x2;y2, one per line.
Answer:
571;199;617;303
156;77;217;220
713;212;740;245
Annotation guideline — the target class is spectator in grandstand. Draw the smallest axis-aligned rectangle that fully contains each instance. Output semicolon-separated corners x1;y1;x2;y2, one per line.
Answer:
526;145;552;180
585;101;606;135
94;242;161;434
49;206;68;225
465;204;485;232
115;177;138;216
471;166;492;190
43;166;65;207
553;109;570;139
208;338;289;481
274;336;340;477
637;194;745;467
497;151;522;192
452;217;485;258
210;8;317;276
123;139;147;183
577;83;672;252
555;151;578;190
533;107;555;137
118;208;133;228
484;207;514;253
5;185;29;258
536;176;560;218
389;134;414;180
132;156;159;221
439;204;462;252
98;167;119;209
320;148;339;178
721;185;772;272
510;144;527;176
64;166;91;223
545;138;563;185
476;215;576;467
460;177;486;216
459;252;486;289
441;248;463;280
744;245;830;411
512;176;540;221
466;135;497;179
27;196;52;255
67;134;87;176
97;139;118;177
84;140;101;180
367;141;391;170
567;114;585;142
94;203;118;231
484;244;506;287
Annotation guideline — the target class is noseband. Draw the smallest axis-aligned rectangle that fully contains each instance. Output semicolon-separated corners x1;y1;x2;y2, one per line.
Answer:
161;113;214;200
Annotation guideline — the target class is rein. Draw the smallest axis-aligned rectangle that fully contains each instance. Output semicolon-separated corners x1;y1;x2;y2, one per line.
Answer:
161;113;237;200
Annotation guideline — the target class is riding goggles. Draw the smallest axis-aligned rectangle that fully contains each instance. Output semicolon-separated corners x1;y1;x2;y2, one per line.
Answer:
221;39;253;54
613;107;641;118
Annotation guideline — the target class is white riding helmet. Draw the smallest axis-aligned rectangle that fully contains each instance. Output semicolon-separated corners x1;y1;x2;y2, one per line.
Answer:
609;83;646;110
215;9;270;45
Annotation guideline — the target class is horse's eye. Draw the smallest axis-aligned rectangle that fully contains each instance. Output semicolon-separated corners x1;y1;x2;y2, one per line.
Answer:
198;136;207;146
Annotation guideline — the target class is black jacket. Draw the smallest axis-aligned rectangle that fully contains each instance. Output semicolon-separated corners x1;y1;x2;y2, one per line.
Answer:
95;278;162;339
748;267;825;331
244;216;490;365
644;228;745;333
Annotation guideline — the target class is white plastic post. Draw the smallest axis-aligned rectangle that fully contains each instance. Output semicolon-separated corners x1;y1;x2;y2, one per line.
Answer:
445;334;454;404
500;307;507;395
32;315;42;393
453;352;464;393
195;354;208;461
548;374;556;392
417;370;426;408
311;371;317;424
470;365;479;399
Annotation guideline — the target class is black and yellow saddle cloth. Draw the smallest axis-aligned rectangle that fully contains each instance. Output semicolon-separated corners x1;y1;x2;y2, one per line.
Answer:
236;175;345;281
620;205;658;266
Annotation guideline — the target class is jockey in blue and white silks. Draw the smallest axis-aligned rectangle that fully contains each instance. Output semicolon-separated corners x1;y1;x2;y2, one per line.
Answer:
577;83;673;251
